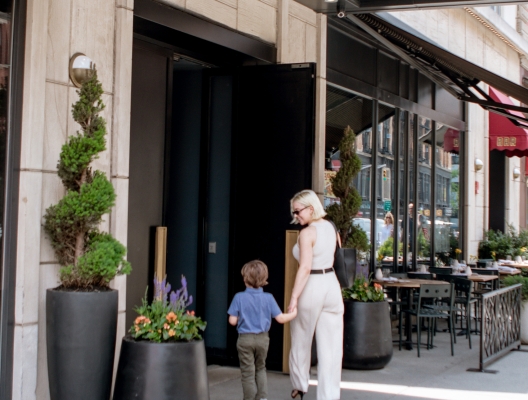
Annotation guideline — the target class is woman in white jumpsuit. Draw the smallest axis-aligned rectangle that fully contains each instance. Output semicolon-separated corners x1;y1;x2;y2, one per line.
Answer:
288;189;344;400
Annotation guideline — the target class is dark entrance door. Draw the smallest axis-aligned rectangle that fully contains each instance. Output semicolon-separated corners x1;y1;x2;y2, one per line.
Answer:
128;43;315;369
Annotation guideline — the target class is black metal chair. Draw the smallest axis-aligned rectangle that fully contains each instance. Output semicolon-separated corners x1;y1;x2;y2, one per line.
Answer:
401;283;455;357
429;266;453;276
451;277;477;349
407;272;432;280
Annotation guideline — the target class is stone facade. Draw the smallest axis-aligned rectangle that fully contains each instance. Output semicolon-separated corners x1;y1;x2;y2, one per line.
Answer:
14;0;324;399
390;7;526;257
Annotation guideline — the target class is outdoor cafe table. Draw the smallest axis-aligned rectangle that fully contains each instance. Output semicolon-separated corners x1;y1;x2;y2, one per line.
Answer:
500;262;528;269
374;279;449;350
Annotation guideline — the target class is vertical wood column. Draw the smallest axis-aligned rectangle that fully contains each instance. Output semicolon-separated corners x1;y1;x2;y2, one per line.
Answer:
277;0;289;64
283;230;299;373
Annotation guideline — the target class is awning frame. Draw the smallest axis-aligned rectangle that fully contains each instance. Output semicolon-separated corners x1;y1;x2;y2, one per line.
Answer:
345;13;528;125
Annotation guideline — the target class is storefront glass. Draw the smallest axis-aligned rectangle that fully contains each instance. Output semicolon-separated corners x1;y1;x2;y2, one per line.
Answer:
325;84;464;272
435;125;461;265
325;85;373;244
376;104;397;260
416;117;432;266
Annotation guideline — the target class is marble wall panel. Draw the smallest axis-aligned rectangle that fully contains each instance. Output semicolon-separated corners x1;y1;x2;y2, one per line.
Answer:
305;23;316;63
238;0;276;44
110;177;129;246
12;325;39;400
15;171;44;326
112;7;133;178
287;15;305;64
43;83;68;172
46;0;71;84
70;0;115;92
258;0;277;8
186;0;237;30
289;0;316;27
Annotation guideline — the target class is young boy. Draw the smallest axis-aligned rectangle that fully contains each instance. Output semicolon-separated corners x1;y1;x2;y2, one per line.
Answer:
228;260;297;400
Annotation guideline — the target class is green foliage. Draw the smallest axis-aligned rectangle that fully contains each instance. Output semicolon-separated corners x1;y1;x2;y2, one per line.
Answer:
417;230;430;258
326;126;366;248
378;236;403;257
131;277;206;342
502;275;528;302
345;225;370;252
478;224;528;260
43;71;131;289
342;275;385;302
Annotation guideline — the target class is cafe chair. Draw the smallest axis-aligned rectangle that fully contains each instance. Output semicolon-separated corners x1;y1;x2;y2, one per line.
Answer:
429;266;453;276
450;277;477;349
401;283;455;357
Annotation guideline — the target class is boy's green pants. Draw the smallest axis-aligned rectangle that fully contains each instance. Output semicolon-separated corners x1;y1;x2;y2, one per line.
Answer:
237;332;270;400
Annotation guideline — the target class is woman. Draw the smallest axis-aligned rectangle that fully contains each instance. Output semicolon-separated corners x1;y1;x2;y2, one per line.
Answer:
380;212;394;243
288;189;344;400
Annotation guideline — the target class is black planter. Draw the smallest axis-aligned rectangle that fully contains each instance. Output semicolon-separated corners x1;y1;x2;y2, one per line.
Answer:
46;288;118;400
343;300;393;370
113;336;210;400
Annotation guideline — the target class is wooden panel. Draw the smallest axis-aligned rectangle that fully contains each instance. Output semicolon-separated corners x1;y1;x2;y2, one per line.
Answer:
283;230;299;373
154;226;167;282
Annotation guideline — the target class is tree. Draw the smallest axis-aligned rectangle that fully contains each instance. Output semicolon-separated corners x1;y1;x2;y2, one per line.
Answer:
326;126;369;251
43;71;131;289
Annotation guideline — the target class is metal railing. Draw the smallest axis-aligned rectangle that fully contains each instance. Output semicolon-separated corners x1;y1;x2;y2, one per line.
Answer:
468;284;522;373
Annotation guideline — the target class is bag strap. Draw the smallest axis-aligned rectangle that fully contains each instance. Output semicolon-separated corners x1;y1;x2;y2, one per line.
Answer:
327;220;342;249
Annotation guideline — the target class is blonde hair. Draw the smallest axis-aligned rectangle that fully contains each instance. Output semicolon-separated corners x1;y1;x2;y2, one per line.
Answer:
241;260;269;288
384;212;394;226
290;189;326;224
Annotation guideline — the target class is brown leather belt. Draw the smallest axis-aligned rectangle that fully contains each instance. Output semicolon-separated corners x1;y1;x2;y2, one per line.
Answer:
310;267;334;275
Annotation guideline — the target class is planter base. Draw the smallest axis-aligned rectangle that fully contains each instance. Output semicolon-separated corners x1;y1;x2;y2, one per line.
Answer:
113;337;210;400
343;300;393;370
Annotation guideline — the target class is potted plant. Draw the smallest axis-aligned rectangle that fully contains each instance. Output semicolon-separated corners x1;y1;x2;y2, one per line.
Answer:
502;275;528;344
113;276;208;400
43;71;131;400
342;275;393;369
326;125;369;288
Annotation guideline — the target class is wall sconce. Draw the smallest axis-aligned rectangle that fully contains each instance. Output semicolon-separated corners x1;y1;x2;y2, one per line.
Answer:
513;167;521;179
69;53;95;88
474;158;483;172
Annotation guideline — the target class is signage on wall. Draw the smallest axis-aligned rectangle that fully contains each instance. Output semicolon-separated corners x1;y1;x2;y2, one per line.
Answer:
445;208;452;216
383;200;391;211
496;137;517;146
436;209;443;217
424;209;430;217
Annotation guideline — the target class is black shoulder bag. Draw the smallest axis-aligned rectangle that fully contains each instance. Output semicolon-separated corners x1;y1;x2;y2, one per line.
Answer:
328;220;357;288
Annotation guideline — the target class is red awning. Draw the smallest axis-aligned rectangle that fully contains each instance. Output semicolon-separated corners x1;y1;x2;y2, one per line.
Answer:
489;87;528;157
443;128;459;154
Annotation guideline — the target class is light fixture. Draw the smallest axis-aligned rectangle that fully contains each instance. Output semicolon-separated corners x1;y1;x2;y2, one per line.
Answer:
324;0;338;2
474;158;483;171
513;167;521;179
69;53;95;88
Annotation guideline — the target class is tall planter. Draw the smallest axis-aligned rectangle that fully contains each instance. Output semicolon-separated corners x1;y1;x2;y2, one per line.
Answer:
46;289;118;400
343;300;393;370
113;336;210;400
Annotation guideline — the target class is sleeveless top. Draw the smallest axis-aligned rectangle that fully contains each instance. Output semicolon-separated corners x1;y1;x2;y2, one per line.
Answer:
292;219;337;270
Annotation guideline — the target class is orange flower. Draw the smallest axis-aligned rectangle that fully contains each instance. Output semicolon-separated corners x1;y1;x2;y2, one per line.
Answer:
363;282;368;288
374;283;382;290
186;310;195;316
135;326;140;332
168;329;175;337
166;311;177;322
135;316;146;324
164;323;170;330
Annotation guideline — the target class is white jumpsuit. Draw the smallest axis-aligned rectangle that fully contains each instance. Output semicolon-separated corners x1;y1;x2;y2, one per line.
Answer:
289;219;344;400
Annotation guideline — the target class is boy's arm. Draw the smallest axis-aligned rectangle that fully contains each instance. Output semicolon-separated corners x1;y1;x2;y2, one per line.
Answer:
228;315;238;326
274;308;297;324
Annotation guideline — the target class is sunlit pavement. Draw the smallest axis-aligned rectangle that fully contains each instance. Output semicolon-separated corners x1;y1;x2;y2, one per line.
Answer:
208;323;528;400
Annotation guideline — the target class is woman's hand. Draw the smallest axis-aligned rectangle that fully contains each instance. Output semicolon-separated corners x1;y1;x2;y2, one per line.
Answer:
287;297;298;313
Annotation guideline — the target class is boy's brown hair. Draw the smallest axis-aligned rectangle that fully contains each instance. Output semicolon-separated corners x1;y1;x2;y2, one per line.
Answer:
241;260;269;288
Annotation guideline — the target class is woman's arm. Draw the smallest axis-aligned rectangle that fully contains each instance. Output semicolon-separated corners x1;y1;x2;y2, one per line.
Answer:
228;315;238;326
287;226;316;313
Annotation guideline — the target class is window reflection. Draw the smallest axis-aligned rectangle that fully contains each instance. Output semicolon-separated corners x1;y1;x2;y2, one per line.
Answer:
435;125;460;265
416;117;432;266
325;86;373;247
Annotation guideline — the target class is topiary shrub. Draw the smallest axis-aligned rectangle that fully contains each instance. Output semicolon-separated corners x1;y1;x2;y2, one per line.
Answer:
43;71;131;289
326;126;369;251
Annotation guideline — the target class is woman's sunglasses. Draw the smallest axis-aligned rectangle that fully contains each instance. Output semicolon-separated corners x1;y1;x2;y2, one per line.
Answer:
293;206;310;216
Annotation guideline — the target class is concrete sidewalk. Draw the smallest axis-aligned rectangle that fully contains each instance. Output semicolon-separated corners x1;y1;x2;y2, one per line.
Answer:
208;327;528;400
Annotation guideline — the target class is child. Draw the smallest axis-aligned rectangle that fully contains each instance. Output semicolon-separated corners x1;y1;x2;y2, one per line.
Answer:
228;260;297;400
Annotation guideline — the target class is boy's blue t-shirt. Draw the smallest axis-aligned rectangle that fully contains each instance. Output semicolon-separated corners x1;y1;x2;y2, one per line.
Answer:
227;287;282;334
